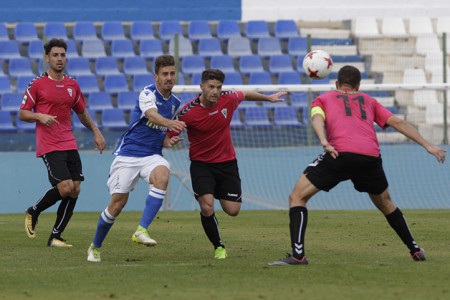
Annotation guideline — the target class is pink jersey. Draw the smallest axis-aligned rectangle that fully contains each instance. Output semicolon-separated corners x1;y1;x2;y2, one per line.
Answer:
171;90;245;163
20;73;86;157
311;89;393;157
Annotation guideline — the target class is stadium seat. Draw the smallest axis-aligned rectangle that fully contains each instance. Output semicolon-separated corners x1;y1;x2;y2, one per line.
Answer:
227;37;252;57
67;57;92;76
381;17;407;37
159;21;183;42
217;20;241;41
239;55;265;75
43;22;67;40
188;20;212;41
101;108;128;130
436;16;450;35
169;36;193;57
248;71;272;85
257;37;282;57
75;74;100;93
273;106;301;126
0;40;22;60
28;40;44;61
0;76;11;94
73;21;98;41
123;56;149;76
66;39;80;58
81;39;106;59
8;58;34;77
290;92;309;107
103;74;129;93
101;21;126;41
88;92;113;111
198;38;223;57
352;17;379;37
94;57;121;76
210;55;236;73
117;91;139;111
287;37;308;57
223;72;243;85
14;22;39;44
268;54;294;74
274;20;299;40
190;72;203;85
0;23;9;41
139;39;163;61
132;74;155;91
181;55;205;76
408;17;434;35
0;110;16;132
16;75;35;92
278;71;302;85
0;92;22;112
244;107;271;126
16;118;36;132
245;20;271;41
110;39;136;59
230;109;244;128
130;21;155;41
416;35;441;55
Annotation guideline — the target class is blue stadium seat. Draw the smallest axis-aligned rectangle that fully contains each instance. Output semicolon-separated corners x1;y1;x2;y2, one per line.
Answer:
217;20;241;41
159;21;183;42
95;57;121;76
81;39;106;59
238;100;259;108
73;22;98;41
16;118;35;132
177;92;197;105
230;109;244;128
258;37;282;57
0;40;21;60
66;39;80;58
43;22;67;40
14;23;39;44
239;55;264;75
190;72;203;85
181;55;205;76
198;38;223;58
101;21;125;41
67;57;92;76
8;58;34;77
103;74;129;93
28;40;44;61
0;23;9;41
88;92;113;111
290;92;309;107
274;20;299;40
132;74;155;91
117;91;139;111
227;37;252;57
224;72;243;85
331;55;364;62
210;55;235;73
101;108;128;130
311;38;354;46
139;39;163;61
248;71;272;85
110;39;136;59
130;21;155;41
245;20;271;41
176;73;185;85
16;76;35;93
244;107;271;126
0;92;22;112
0;76;11;94
188;20;212;41
309;77;330;85
123;56;149;76
273;106;301;126
0;111;16;132
169;36;193;57
287;37;308;57
75;74;100;93
268;54;294;74
278;71;302;85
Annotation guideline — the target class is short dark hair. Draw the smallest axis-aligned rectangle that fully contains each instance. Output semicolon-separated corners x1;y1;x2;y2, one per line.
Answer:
337;65;361;89
201;69;225;83
154;55;175;74
44;38;67;55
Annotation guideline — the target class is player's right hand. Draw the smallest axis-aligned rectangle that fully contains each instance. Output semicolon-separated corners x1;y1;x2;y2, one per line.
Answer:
39;114;59;126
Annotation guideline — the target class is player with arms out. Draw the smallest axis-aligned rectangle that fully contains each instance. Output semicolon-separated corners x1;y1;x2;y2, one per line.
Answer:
268;65;446;266
87;55;185;262
169;69;286;259
21;38;106;248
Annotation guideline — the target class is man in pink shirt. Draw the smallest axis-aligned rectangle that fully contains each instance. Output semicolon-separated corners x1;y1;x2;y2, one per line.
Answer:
269;65;446;266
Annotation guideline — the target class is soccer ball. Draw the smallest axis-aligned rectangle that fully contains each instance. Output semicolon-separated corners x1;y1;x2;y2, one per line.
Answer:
302;50;333;80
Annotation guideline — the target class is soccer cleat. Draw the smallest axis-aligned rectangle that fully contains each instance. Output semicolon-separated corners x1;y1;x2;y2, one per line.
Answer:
87;244;101;262
24;211;38;239
268;253;309;266
131;230;157;246
214;246;227;259
48;237;73;248
411;248;426;261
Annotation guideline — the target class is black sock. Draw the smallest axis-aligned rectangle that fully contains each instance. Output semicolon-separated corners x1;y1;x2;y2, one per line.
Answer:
28;186;62;215
289;206;308;260
386;207;420;253
200;212;224;249
50;197;77;239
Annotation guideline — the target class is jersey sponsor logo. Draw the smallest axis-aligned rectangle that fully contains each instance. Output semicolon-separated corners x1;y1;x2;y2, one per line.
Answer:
145;120;168;133
67;88;73;97
56;85;64;88
221;108;227;118
209;110;218;116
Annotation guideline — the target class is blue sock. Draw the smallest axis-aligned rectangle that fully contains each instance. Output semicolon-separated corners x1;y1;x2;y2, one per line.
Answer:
92;208;116;248
139;188;165;229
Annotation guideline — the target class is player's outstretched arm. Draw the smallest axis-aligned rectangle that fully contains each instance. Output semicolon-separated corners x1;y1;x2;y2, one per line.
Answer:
145;108;186;132
243;91;287;103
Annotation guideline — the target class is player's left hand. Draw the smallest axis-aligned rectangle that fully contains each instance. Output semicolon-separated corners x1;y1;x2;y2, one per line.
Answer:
267;91;288;103
164;136;184;148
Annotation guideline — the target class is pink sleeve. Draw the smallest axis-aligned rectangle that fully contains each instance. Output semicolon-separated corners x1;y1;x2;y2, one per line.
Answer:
72;84;86;114
374;102;393;129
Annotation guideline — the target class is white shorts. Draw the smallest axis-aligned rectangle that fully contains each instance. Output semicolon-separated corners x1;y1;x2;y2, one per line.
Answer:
107;155;170;194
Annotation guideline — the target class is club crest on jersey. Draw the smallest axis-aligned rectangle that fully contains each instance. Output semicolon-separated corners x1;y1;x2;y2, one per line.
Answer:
221;108;228;118
67;88;73;97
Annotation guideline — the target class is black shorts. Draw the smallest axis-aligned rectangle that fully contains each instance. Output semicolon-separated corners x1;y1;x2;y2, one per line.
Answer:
41;150;84;186
304;152;388;195
190;159;242;202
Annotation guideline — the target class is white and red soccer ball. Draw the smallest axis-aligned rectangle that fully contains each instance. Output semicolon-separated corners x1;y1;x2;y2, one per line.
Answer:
302;50;333;80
